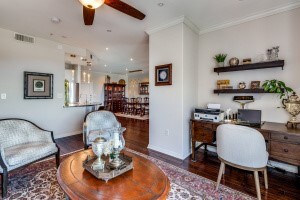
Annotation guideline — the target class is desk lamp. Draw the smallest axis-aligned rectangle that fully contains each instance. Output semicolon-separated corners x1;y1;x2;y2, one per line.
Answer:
233;96;254;109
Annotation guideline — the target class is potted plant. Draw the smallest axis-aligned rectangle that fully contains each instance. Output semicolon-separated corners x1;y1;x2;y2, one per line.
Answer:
214;54;227;67
262;79;293;99
263;80;300;127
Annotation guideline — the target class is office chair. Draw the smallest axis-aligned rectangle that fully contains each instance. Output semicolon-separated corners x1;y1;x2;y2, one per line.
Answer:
216;124;269;200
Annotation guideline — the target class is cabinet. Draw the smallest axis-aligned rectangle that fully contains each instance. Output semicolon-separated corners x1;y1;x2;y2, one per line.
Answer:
139;82;149;95
104;83;126;113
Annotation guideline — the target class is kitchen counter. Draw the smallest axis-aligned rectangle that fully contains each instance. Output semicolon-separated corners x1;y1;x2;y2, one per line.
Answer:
64;102;102;108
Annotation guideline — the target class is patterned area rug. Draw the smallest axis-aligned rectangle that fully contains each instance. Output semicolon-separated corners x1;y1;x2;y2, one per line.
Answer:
115;112;149;120
2;149;254;200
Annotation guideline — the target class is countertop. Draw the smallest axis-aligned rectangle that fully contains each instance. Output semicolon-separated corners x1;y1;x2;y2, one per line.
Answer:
64;102;102;108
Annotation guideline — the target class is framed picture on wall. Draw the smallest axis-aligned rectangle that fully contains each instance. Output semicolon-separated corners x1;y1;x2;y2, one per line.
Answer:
24;71;53;99
155;63;172;86
250;81;261;89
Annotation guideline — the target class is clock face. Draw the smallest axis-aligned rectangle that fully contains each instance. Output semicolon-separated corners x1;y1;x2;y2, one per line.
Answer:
159;71;167;80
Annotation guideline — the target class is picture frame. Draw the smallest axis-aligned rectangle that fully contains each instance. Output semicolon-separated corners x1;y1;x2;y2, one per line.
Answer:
24;71;53;99
250;81;261;89
155;64;172;86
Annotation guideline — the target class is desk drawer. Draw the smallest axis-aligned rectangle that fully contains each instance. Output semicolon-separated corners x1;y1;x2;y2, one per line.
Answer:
193;128;214;143
271;132;300;144
270;141;300;160
194;122;213;130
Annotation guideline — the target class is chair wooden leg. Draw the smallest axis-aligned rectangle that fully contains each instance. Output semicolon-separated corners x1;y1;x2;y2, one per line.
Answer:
223;164;225;175
216;162;225;190
254;171;262;200
55;151;60;169
264;168;268;189
2;170;8;198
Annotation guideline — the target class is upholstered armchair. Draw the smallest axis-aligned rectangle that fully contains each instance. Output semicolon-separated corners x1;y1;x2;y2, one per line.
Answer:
0;119;60;198
83;111;123;149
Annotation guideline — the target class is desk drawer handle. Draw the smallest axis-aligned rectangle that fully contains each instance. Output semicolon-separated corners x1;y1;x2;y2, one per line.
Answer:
284;149;289;153
284;136;288;140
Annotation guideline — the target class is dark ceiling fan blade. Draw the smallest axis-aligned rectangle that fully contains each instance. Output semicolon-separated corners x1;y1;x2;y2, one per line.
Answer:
83;6;95;25
104;0;145;20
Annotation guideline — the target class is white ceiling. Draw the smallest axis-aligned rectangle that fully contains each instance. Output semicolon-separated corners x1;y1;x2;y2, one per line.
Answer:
0;0;299;74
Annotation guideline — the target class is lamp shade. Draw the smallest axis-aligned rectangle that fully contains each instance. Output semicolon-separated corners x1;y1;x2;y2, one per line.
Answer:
78;0;105;9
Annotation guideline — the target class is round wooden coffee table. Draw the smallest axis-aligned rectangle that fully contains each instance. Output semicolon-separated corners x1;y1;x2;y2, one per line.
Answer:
57;149;170;200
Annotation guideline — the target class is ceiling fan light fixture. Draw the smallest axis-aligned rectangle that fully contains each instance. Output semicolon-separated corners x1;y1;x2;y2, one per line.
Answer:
79;0;105;9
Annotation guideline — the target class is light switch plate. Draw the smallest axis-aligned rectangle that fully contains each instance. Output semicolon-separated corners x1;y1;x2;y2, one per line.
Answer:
1;93;7;100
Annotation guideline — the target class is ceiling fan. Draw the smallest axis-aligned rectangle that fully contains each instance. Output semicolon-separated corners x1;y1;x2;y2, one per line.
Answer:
78;0;146;25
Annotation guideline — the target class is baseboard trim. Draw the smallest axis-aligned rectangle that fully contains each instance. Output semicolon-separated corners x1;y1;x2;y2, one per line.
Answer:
147;144;185;160
54;130;82;139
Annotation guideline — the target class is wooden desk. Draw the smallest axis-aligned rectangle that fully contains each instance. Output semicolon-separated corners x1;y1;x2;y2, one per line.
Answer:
190;119;300;174
57;149;170;200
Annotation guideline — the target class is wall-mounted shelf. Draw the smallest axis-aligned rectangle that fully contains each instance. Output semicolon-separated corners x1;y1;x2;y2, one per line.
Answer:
214;88;268;94
214;60;284;75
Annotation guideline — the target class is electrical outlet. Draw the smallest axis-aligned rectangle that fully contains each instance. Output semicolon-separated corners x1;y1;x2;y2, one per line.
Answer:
1;93;6;100
165;129;170;136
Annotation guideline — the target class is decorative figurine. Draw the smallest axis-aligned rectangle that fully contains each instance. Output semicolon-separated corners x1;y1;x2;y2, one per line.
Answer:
267;46;280;61
229;57;239;66
238;82;246;89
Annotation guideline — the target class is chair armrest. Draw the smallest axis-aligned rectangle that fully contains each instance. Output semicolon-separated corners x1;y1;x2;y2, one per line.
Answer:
31;129;55;143
83;122;88;144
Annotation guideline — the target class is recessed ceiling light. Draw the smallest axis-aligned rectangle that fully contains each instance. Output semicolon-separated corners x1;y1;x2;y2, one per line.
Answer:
51;17;61;24
130;58;133;61
106;47;109;51
158;3;164;7
126;68;128;71
104;64;107;67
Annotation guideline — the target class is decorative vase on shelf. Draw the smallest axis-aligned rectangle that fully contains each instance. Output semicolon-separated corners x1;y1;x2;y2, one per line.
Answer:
218;62;224;67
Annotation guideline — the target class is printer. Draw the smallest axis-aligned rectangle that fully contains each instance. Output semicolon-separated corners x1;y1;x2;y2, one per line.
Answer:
194;104;224;122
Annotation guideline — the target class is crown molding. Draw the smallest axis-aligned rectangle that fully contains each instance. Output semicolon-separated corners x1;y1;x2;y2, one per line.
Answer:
145;16;200;35
199;2;300;35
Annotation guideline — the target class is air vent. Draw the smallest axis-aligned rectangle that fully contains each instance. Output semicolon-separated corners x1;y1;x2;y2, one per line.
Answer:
14;33;35;43
129;70;143;73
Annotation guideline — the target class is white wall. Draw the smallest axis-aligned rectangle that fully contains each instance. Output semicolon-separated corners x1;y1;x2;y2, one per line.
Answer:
182;24;199;158
0;28;87;138
197;8;300;173
148;22;198;159
197;8;300;123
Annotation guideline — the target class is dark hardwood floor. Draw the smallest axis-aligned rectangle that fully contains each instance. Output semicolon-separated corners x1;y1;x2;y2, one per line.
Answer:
55;117;300;200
